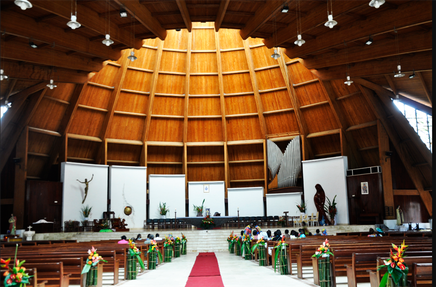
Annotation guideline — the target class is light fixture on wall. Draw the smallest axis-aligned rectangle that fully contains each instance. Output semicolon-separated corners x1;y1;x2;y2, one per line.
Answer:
271;49;280;59
343;41;353;86
47;43;57;89
67;0;81;30
294;0;305;46
365;35;373;45
409;69;415;79
127;14;137;62
281;4;289;13
393;64;405;78
119;7;128;18
47;78;57;89
0;69;8;81
102;0;114;46
14;0;32;10
324;0;337;29
271;14;280;59
369;0;385;9
393;27;404;78
128;50;137;61
29;39;38;48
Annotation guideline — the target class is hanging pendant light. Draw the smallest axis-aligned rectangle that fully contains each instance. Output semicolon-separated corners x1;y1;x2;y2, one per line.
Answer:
128;50;137;62
47;79;57;89
67;14;81;29
271;49;280;59
14;0;32;10
324;14;337;29
344;75;353;86
102;34;114;46
0;69;8;81
369;0;385;9
294;34;305;46
393;65;405;78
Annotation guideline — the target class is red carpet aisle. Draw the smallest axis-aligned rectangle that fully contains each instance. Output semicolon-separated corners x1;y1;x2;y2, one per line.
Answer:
185;252;225;287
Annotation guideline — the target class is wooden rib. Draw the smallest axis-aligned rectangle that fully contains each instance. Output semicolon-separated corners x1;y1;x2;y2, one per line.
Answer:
143;44;159;50
159;71;186;76
393;189;420;196
359;145;378;151
306;129;341;138
225;113;258;118
189;94;220;98
254;64;280;72
299;100;329;109
14;126;28;227
263;108;294;115
191;50;217;53
188;115;222;119
114;111;147;117
107;159;140;164
384;75;398;97
346;121;377;132
147;141;184;147
190;72;219;76
77;104;108;113
120;89;150;95
358;84;432;216
192;27;215;29
147;161;183;165
230;179;264;182
187;161;225;165
154;93;185;98
3;79;17;104
151;114;184;119
276;49;312;160
220;47;245;52
67;133;102;142
163;48;187;53
0;88;47;172
44;96;69;105
224;91;254;97
186;142;224;146
229;159;264;164
215;0;230;31
292;78;319;88
286;59;300;65
227;139;264;145
67;157;94;162
314;151;342;157
243;39;266;137
106;61;121;67
221;70;250;75
336;91;361;101
268;135;299;142
416;72;432;106
175;0;192;31
128;66;154;73
258;86;287;94
377;119;394;218
28;152;50;157
182;31;192;190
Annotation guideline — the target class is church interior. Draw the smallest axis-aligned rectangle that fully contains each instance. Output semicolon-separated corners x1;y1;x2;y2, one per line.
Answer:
0;0;433;286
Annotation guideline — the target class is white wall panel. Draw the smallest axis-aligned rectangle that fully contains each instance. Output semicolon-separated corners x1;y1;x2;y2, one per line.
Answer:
228;187;264;216
266;193;302;216
188;181;225;217
149;174;186;219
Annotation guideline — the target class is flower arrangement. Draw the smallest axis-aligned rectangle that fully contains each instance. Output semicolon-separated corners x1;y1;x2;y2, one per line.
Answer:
128;239;145;270
193;199;205;215
234;236;242;256
163;236;174;262
274;235;289;274
377;240;408;287
158;202;169;215
227;231;234;243
296;201;307;213
1;245;32;286
81;246;107;274
201;215;214;228
174;237;181;258
251;238;267;266
324;195;337;224
81;205;92;219
241;234;252;260
181;233;187;255
312;239;334;258
278;216;286;226
147;240;162;269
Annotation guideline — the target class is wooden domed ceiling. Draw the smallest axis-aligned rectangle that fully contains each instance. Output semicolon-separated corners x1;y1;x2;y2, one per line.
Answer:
0;1;432;215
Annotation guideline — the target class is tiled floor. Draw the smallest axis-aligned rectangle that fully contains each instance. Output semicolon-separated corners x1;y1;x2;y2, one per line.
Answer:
113;252;371;287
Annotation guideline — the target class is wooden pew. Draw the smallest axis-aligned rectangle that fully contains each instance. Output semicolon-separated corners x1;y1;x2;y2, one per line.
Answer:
412;263;432;287
0;268;47;287
25;262;70;287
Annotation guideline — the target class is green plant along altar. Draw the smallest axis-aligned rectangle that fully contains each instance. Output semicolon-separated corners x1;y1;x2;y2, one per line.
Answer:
147;240;162;270
164;236;174;262
158;202;169;216
377;240;409;287
251;238;267;266
1;245;32;286
174;237;181;258
193;199;205;216
296;200;306;213
324;195;337;225
312;239;334;287
241;234;251;260
181;234;187;255
274;236;289;275
81;246;107;287
126;240;145;280
81;205;92;220
201;215;215;229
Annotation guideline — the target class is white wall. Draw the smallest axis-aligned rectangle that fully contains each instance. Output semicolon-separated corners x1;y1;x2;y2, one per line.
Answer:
149;174;186;219
228;187;264;216
109;166;147;229
188;181;225;217
266;193;302;216
302;156;349;224
61;162;108;223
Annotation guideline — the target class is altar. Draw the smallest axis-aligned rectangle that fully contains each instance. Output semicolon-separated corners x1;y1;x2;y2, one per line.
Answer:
177;216;237;228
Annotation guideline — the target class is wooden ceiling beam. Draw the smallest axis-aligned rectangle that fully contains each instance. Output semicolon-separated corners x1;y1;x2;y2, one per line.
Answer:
2;40;103;72
151;11;180;17
215;0;230;32
301;29;431;70
1;11;121;61
416;72;432;106
283;1;431;58
175;0;192;32
114;0;167;41
311;51;432;80
31;1;142;49
240;0;290;40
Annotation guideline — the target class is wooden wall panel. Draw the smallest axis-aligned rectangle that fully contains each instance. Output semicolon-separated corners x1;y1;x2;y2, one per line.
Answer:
228;144;263;161
230;181;264;188
187;119;223;142
192;30;215;50
163;29;188;50
155;74;185;94
251;46;278;69
152;96;184;116
301;106;339;133
69;109;106;137
123;70;153;92
219;29;244;49
189;76;219;94
148;118;184;142
29;98;67;131
255;68;286;90
337;95;377;126
160;51;187;73
26;156;47;177
147;164;183;176
28;133;56;154
294;83;328;106
44;83;76;102
350;126;378;150
187;165;225;181
67;139;100;160
79;86;112;109
107;143;141;162
88;64;119;87
330;79;360;99
359;149;379;167
394;195;430;223
221;51;248;72
115;92;148;114
225;95;257;115
129;48;157;70
310;135;341;156
226;117;263;141
229;162;264;179
223;73;253;93
188;97;221;116
107;115;144;140
190;53;218;73
247;37;263;46
264;112;299;135
147;146;183;162
287;62;317;84
192;22;214;28
144;38;159;47
187;146;224;162
261;90;293;111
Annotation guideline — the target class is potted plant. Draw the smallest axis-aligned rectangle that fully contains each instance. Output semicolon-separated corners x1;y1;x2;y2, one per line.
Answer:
158;202;169;219
296;201;306;214
193;199;205;217
81;205;92;221
324;195;337;225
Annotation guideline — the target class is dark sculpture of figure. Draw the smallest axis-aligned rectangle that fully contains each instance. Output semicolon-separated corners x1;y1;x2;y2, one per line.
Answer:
314;184;331;225
77;174;94;204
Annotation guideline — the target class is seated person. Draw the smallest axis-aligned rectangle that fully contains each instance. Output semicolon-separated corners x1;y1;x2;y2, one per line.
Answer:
290;230;299;237
314;229;321;236
256;226;268;240
118;235;129;244
136;234;143;241
283;229;290;240
271;229;282;241
213;212;221;216
155;233;162;240
321;229;327;236
252;229;259;240
266;230;272;240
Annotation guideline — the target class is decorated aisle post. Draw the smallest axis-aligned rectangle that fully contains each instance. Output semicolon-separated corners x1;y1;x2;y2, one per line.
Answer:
127;240;145;280
251;238;267;266
174;237;181;258
235;236;242;256
1;245;32;286
228;233;235;254
377;240;409;287
147;240;162;270
81;246;107;287
241;234;252;260
312;239;334;287
274;236;289;275
181;234;187;255
164;236;174;262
